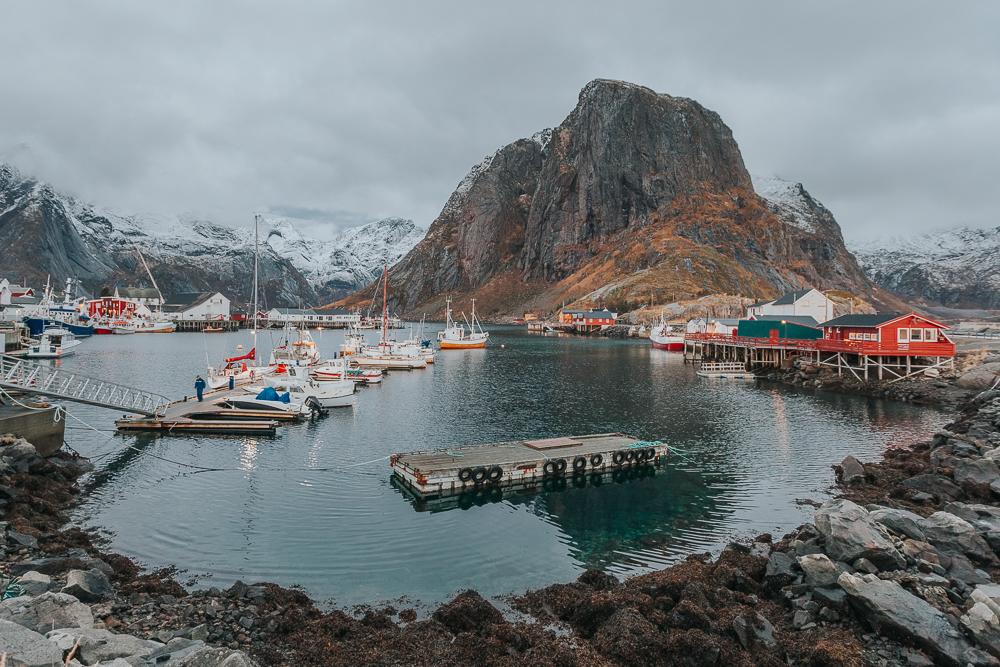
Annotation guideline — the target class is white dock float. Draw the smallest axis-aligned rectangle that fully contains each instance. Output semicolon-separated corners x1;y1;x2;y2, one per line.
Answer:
390;433;668;499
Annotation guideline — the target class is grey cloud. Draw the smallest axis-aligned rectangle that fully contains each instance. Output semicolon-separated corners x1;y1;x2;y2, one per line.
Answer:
1;1;997;240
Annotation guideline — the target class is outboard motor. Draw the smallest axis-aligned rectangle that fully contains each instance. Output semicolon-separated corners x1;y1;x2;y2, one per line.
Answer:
304;396;326;419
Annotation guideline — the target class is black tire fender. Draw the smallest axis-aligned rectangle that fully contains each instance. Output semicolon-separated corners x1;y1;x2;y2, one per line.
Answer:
487;466;503;482
458;467;473;482
573;456;587;472
472;466;488;484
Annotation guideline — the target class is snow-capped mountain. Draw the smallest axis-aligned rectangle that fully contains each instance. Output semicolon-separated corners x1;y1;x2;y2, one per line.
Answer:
752;175;844;239
851;226;1000;309
265;216;423;300
0;163;420;306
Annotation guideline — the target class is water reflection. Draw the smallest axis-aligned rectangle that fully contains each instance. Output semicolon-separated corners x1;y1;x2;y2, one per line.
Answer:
60;327;943;605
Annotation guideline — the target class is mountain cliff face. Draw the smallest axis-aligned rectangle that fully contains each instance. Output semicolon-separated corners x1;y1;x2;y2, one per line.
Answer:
0;165;424;306
339;79;874;317
852;227;1000;309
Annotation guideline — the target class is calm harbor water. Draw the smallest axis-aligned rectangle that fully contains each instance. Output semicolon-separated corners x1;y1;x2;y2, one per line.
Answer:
55;325;943;607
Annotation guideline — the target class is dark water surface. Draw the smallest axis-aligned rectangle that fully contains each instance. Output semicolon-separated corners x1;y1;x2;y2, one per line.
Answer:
55;326;942;606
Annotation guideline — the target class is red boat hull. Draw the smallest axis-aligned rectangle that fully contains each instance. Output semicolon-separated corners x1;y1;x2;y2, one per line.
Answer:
650;340;683;351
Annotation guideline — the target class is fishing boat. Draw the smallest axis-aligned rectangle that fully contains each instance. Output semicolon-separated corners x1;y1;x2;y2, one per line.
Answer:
339;325;366;356
649;315;683;351
270;326;322;367
437;297;488;349
25;327;83;359
133;319;176;334
207;346;260;389
204;325;224;333
23;278;94;337
112;323;136;335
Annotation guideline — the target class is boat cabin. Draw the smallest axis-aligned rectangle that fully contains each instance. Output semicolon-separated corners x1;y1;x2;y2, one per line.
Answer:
820;313;954;355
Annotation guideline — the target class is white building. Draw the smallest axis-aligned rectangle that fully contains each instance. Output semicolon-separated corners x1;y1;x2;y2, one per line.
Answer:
114;287;163;307
162;292;231;320
706;318;739;336
747;288;834;324
267;307;360;327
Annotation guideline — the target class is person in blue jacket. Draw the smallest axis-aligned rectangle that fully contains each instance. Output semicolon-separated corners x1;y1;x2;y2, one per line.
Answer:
194;375;207;402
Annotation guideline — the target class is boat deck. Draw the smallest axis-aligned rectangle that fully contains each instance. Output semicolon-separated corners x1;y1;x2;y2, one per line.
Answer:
390;433;668;499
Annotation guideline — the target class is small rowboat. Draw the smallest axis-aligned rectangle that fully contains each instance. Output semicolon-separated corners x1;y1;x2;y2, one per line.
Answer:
204;326;224;333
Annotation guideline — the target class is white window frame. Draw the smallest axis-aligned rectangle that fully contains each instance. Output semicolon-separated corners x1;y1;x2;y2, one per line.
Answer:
910;328;923;342
898;328;909;343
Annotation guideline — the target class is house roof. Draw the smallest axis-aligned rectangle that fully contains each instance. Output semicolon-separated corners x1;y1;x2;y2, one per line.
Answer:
822;313;902;328
771;289;815;306
711;318;740;326
752;314;819;327
118;287;161;299
576;310;617;318
319;307;352;316
162;292;216;312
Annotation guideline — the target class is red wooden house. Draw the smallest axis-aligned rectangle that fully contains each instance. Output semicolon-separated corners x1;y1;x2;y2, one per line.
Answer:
816;312;954;381
819;313;954;356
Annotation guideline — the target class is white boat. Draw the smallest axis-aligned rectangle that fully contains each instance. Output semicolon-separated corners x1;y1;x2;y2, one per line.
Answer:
303;360;383;385
649;314;683;351
207;346;262;389
213;391;315;416
352;267;428;370
25;327;83;359
133;319;176;334
270;326;322;367
245;377;356;409
437;298;488;349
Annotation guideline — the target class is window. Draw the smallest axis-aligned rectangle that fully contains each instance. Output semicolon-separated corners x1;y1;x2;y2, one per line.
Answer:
898;328;909;343
925;328;938;342
910;328;923;342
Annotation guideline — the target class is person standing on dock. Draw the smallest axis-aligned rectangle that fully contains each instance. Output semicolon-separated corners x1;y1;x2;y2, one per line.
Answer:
194;375;206;402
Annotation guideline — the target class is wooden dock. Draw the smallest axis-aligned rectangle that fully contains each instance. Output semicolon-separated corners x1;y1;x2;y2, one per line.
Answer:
390;433;668;499
114;385;297;434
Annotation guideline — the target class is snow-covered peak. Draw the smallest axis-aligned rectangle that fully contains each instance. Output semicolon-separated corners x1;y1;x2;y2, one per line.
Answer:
851;225;1000;309
264;216;424;295
752;175;836;235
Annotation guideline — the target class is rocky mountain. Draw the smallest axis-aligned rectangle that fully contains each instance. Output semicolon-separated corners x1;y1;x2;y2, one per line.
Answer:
337;79;875;317
265;216;423;301
852;226;1000;310
0;164;423;306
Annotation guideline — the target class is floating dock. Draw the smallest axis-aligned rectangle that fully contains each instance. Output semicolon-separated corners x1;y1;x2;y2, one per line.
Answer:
696;362;756;380
113;386;299;434
390;433;667;499
115;417;278;435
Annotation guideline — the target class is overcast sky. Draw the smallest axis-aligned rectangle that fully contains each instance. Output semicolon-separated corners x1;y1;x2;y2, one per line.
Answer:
1;1;997;241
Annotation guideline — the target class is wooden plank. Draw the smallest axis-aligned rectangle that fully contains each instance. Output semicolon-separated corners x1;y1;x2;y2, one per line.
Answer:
523;436;582;450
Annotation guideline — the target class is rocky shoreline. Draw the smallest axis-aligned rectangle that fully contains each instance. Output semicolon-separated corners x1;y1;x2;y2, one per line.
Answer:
2;360;1000;665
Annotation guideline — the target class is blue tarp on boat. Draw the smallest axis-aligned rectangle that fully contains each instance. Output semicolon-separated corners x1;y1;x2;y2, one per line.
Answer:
255;387;292;403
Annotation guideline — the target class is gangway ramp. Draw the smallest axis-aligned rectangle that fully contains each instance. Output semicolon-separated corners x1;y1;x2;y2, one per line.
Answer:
1;354;168;417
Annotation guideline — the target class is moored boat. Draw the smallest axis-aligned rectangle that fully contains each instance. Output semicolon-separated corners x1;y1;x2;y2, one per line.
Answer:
437;297;488;349
25;327;83;359
649;315;683;351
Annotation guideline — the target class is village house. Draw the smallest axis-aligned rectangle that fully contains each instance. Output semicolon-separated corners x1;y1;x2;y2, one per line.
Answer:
0;279;34;305
162;292;231;320
705;318;739;336
747;288;834;324
567;309;617;333
114;286;163;308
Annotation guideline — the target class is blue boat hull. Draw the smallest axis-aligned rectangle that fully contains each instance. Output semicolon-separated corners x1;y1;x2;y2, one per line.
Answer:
25;318;94;338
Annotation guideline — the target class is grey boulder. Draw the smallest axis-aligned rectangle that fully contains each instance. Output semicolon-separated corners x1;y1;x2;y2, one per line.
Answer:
839;572;973;666
62;568;114;602
954;459;1000;497
0;592;94;632
869;507;927;541
46;627;162;665
0;618;64;667
921;511;997;564
814;499;905;570
797;553;841;587
836;455;866;485
731;611;777;650
172;647;260;666
17;571;54;596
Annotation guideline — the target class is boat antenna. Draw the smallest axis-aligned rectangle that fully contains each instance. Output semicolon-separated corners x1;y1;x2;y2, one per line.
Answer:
132;243;164;311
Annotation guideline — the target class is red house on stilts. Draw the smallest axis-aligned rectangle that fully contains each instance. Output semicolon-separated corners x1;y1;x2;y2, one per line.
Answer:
817;313;955;381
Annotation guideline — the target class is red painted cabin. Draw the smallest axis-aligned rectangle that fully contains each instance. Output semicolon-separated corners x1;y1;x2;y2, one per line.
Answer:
818;313;955;357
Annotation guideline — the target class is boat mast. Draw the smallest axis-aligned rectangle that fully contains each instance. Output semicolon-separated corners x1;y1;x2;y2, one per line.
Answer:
471;298;477;333
252;214;260;353
381;264;388;346
133;244;164;316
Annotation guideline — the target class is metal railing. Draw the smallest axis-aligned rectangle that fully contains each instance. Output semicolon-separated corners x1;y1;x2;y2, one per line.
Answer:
683;333;957;357
0;355;169;416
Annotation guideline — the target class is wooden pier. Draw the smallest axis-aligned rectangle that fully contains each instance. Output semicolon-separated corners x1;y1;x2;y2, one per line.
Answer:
113;385;300;434
390;433;668;499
